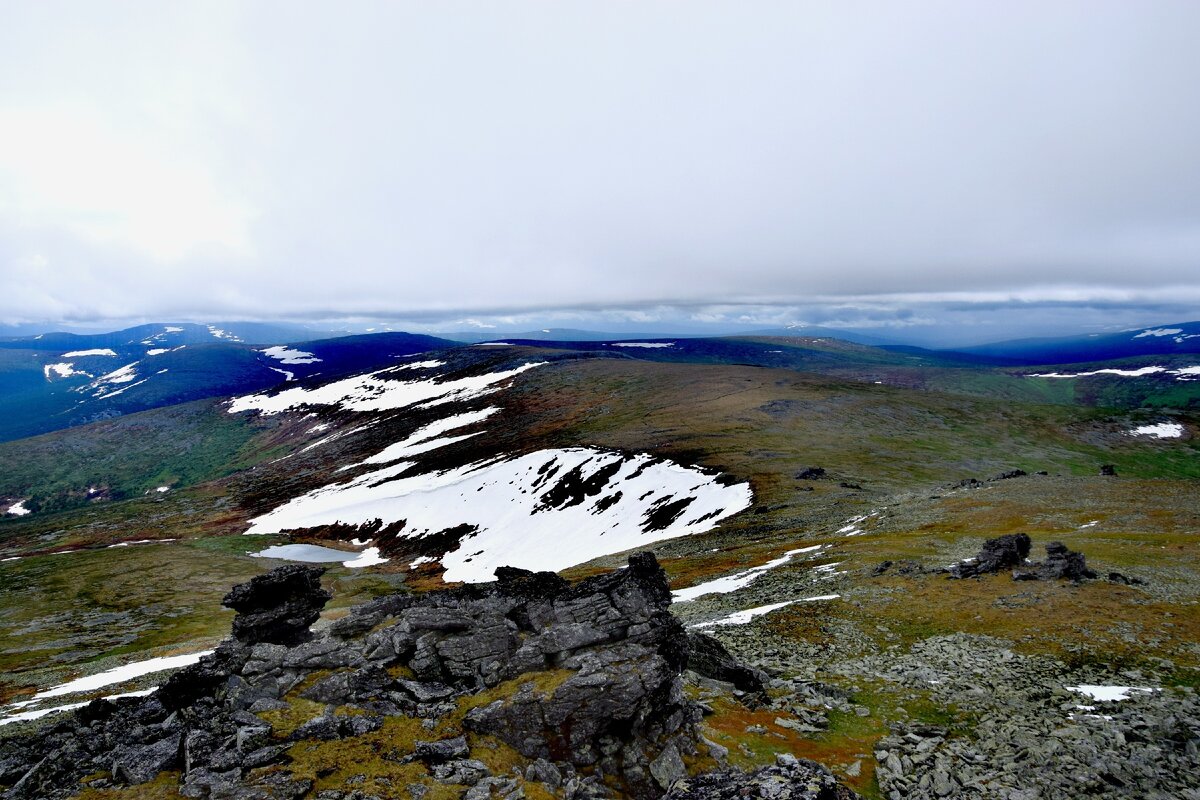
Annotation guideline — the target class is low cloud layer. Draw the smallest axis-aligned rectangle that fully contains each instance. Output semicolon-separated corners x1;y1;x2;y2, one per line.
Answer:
2;2;1198;329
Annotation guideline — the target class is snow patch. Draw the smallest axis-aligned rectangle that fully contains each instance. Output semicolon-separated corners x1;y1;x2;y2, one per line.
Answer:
672;545;824;602
342;546;387;568
261;346;322;365
62;348;117;358
1133;328;1183;338
29;651;213;702
396;360;447;370
228;362;544;415
43;362;88;380
612;342;674;348
1028;366;1167;379
355;407;499;466
6;501;30;517
1066;685;1160;702
207;325;242;342
691;595;840;627
1130;422;1185;439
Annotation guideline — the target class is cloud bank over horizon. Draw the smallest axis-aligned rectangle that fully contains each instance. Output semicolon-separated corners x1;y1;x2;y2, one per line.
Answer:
2;2;1198;333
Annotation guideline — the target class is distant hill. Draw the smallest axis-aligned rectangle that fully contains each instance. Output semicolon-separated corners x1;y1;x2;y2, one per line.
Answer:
0;321;334;350
0;329;455;442
952;321;1200;365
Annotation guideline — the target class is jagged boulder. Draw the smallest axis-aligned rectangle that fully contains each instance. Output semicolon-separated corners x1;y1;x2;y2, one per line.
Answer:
1013;542;1097;581
949;533;1031;579
222;564;332;645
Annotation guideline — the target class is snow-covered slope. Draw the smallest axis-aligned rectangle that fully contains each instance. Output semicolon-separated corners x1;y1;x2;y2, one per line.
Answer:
228;360;753;582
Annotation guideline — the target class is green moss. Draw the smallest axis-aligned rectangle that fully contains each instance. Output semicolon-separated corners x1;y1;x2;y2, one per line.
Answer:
75;771;184;799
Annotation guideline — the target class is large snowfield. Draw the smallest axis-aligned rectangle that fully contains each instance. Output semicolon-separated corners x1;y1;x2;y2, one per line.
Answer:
231;361;753;582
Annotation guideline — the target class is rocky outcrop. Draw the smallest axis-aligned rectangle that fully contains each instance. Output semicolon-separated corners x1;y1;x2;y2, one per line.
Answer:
1013;542;1097;582
663;754;860;800
948;533;1031;579
1;554;832;800
222;563;332;645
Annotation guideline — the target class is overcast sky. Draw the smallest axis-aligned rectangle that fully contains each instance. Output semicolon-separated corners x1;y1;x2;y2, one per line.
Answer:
2;1;1198;340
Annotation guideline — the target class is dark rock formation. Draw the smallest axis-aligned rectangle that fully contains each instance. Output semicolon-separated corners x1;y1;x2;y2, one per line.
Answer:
1100;464;1118;476
663;755;861;799
0;555;813;800
795;467;826;480
222;564;332;645
948;533;1032;578
1107;571;1146;586
685;631;769;702
1013;542;1097;582
988;469;1027;481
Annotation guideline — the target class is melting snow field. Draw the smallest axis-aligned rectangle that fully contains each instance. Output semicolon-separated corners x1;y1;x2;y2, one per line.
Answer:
228;362;543;415
612;342;674;349
245;448;752;583
1130;422;1185;439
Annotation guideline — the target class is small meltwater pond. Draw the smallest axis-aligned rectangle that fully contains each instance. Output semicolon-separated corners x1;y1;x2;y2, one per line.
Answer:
252;544;362;563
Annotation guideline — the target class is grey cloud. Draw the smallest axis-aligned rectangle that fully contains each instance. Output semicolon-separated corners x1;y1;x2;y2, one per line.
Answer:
1;1;1198;330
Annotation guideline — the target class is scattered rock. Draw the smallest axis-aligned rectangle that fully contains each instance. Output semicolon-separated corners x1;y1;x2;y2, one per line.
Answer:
686;632;769;702
1100;464;1118;476
794;467;826;480
662;758;861;799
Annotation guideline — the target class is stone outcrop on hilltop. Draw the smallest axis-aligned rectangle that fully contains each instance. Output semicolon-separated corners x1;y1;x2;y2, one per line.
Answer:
0;555;861;800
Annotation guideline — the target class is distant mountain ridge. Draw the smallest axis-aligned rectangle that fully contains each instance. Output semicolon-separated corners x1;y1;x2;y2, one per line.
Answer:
0;328;456;442
951;321;1200;365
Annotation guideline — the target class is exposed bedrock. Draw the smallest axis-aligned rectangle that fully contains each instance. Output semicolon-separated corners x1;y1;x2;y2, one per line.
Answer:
1;555;858;800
